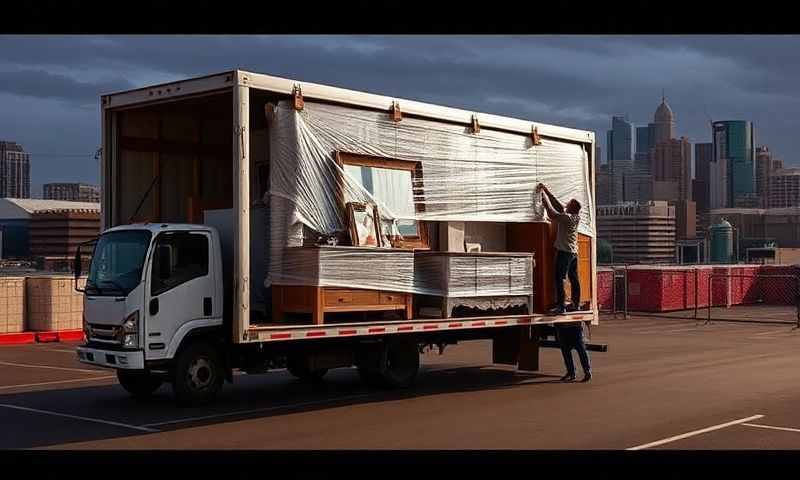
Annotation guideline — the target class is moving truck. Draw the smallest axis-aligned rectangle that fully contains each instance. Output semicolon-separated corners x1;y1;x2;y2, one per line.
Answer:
74;70;599;406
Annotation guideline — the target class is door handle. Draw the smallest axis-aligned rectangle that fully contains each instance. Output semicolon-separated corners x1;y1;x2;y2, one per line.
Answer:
149;298;159;316
203;297;212;316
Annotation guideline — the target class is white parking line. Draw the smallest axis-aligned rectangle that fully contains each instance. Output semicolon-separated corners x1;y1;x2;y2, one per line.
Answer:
0;404;159;433
0;375;116;391
0;360;103;375
626;414;765;450
143;393;374;428
742;423;800;434
751;330;790;337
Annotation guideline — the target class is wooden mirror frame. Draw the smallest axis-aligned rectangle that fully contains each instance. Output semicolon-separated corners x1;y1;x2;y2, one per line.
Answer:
334;150;429;250
346;201;381;247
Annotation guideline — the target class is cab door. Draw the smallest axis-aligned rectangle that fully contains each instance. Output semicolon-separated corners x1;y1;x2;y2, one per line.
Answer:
144;231;217;361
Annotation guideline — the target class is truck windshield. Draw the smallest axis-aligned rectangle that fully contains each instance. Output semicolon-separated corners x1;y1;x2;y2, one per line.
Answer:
86;230;152;296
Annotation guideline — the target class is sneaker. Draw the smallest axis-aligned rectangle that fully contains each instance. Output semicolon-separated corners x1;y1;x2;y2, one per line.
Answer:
560;373;576;382
581;373;592;383
565;303;578;312
548;306;566;315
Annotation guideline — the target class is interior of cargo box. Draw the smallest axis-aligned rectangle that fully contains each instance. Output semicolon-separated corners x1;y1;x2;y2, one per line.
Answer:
110;89;595;327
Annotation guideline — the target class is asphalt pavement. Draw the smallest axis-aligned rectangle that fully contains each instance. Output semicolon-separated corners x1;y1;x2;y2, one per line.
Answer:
1;314;800;450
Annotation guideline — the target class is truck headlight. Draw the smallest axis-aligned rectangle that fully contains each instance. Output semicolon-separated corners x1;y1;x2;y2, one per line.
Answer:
121;311;139;349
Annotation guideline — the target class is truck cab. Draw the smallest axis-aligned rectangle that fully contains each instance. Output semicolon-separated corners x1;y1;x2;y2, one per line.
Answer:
76;223;227;404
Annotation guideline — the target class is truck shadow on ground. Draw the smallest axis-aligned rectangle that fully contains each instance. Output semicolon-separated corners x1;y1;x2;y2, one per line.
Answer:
1;365;567;449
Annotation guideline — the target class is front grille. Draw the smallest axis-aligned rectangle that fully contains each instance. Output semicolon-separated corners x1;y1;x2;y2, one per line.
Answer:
88;323;121;345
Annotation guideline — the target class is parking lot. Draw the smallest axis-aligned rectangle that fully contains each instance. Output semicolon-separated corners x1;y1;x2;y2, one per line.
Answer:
2;314;800;450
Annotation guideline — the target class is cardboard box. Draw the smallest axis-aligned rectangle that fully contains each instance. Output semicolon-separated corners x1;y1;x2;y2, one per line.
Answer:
25;276;86;331
0;277;25;333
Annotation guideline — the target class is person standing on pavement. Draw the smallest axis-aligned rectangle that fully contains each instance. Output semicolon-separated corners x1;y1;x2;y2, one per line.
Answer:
536;183;592;382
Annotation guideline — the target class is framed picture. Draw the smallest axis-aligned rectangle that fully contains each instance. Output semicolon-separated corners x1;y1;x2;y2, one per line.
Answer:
346;202;381;247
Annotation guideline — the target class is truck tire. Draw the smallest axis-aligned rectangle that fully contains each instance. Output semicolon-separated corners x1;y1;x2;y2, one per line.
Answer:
286;356;328;382
117;369;162;399
172;340;224;407
359;339;420;389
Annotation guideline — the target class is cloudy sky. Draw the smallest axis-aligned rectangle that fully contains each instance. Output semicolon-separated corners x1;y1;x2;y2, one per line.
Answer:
0;35;796;196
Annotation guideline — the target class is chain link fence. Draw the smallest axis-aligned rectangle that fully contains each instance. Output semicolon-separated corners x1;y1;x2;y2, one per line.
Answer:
597;265;800;327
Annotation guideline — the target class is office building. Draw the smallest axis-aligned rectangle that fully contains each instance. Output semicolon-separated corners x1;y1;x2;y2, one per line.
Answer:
712;120;755;207
43;183;101;203
597;163;612;206
0;198;100;259
769;168;800;208
755;146;772;207
652;96;675;145
635;126;653;174
623;174;654;203
694;143;712;212
652;137;692;201
606;115;636;203
597;201;676;264
0;141;31;199
709;207;800;249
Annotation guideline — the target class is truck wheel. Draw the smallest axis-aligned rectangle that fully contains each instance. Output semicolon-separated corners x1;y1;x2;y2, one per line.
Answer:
117;369;162;399
172;340;224;407
359;340;420;389
382;339;420;388
286;356;328;382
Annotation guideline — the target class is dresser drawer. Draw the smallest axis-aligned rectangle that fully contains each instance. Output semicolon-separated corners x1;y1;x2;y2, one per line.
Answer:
324;289;380;307
380;292;407;305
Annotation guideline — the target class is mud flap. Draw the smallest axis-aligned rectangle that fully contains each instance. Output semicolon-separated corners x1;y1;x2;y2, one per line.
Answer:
517;326;541;372
492;327;521;365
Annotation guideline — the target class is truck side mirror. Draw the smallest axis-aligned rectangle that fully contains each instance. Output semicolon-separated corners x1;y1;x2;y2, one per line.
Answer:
157;245;172;280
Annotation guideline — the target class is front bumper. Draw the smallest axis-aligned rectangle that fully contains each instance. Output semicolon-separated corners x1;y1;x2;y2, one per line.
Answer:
76;346;145;370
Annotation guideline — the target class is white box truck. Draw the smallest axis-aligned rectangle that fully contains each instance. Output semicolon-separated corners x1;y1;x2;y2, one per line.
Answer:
75;70;599;406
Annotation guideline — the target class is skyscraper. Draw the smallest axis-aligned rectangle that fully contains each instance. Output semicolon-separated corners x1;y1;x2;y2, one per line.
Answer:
0;141;31;199
694;143;713;212
652;137;692;201
712;121;755;207
606;115;635;203
634;126;652;174
44;183;100;202
755;146;772;208
653;95;675;145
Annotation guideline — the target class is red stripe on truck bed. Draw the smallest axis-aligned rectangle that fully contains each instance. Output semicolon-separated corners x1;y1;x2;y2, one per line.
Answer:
397;326;414;332
270;333;292;339
494;320;508;325
448;323;463;328
368;327;386;333
472;321;486;327
423;325;439;330
306;331;326;337
339;330;357;335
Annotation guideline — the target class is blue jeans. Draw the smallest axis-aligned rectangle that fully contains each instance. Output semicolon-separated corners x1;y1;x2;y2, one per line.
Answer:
555;249;580;311
555;324;591;377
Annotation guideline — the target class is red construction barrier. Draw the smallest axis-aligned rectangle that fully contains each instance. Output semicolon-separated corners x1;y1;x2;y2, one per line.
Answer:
597;269;613;310
0;329;85;346
0;332;36;345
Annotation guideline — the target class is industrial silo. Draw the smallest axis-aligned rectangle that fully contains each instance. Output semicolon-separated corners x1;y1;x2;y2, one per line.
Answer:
709;219;734;264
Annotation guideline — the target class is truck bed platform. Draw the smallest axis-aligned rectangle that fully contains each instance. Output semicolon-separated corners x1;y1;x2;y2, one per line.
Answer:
244;311;596;343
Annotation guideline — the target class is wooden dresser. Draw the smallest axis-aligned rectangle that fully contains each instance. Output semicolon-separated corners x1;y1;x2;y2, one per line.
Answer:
413;251;534;318
506;222;592;313
271;246;415;324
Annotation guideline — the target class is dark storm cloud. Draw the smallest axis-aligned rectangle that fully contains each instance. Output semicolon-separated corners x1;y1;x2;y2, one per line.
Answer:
0;35;797;194
0;69;134;103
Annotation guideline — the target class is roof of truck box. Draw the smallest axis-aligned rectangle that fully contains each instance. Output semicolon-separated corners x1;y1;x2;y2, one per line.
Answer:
101;70;595;145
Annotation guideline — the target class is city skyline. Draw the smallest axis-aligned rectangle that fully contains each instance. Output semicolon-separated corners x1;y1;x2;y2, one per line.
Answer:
0;35;797;194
